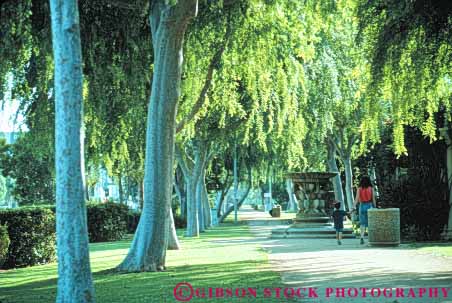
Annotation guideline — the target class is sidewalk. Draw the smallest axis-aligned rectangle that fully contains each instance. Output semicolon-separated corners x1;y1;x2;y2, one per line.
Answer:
239;207;452;303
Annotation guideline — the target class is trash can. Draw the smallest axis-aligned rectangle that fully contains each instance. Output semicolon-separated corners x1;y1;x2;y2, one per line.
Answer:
368;208;400;246
271;205;281;217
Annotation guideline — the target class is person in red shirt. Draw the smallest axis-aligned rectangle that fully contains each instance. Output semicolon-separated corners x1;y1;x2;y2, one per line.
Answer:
352;176;376;244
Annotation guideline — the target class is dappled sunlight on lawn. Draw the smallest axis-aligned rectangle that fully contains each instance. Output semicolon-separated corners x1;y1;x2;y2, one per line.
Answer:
0;223;285;303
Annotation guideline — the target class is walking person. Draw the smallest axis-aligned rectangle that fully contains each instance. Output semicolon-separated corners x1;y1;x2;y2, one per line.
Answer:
332;202;350;245
352;176;377;244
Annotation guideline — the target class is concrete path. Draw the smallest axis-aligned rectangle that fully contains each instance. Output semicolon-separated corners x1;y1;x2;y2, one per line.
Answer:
239;207;452;303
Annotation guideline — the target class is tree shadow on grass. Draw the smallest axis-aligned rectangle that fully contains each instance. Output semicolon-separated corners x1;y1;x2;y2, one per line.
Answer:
0;260;286;303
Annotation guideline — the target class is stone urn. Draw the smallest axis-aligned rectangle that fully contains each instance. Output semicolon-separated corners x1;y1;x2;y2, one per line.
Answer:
368;208;400;246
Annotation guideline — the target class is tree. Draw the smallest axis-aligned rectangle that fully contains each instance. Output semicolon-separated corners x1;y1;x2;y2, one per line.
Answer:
116;0;198;272
303;2;373;210
358;0;452;236
357;0;452;154
175;141;208;237
50;0;95;301
0;134;54;205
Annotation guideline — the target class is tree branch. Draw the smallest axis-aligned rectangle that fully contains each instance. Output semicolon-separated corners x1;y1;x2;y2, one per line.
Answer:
219;162;252;222
176;19;233;133
217;173;232;218
175;144;192;177
331;131;343;158
347;133;358;154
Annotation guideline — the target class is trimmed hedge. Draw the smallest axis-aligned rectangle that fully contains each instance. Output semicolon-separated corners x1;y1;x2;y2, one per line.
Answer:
127;210;141;233
0;203;186;268
0;207;56;269
125;210;187;233
174;213;187;229
44;203;129;242
86;202;128;242
0;224;10;268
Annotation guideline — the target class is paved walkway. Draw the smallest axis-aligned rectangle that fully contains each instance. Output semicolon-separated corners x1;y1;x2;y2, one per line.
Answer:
239;207;452;303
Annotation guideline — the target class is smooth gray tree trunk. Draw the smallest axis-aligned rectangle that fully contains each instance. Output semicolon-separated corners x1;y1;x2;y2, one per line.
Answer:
285;179;298;212
194;145;208;232
233;141;238;223
343;156;354;211
175;143;205;237
196;178;205;232
50;0;95;301
327;138;345;208
167;207;180;250
220;165;252;222
185;177;199;236
196;171;204;231
174;167;186;219
214;191;222;211
137;180;144;210
440;124;452;240
446;141;452;240
118;174;124;204
117;1;197;272
199;168;211;228
202;181;211;228
216;174;231;218
332;131;357;211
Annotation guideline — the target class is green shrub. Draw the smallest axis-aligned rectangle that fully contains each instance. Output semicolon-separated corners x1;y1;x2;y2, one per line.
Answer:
33;203;130;242
0;207;56;269
125;209;186;233
127;210;141;233
174;213;186;229
0;224;10;267
86;202;128;242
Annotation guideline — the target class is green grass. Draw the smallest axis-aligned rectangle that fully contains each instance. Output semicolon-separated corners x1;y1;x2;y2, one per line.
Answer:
410;243;452;257
0;224;285;303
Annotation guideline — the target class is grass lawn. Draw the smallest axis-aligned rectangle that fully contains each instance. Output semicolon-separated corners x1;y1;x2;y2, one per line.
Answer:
0;223;285;303
409;243;452;257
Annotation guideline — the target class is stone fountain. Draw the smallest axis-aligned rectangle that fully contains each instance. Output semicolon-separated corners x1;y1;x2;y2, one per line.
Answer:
271;172;355;239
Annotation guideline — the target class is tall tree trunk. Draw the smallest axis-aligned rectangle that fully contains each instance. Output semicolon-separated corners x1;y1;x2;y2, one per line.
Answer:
220;165;252;222
125;176;130;203
117;1;197;272
440;124;452;240
200;168;211;228
175;144;205;237
174;178;184;216
174;166;186;219
167;207;180;250
332;131;357;212
118;174;124;204
50;0;95;301
446;142;452;240
285;179;298;212
185;177;199;236
195;145;208;232
216;174;231;218
196;177;205;232
233;140;239;223
85;184;90;202
181;182;187;219
327;138;345;208
343;155;354;211
137;179;144;210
